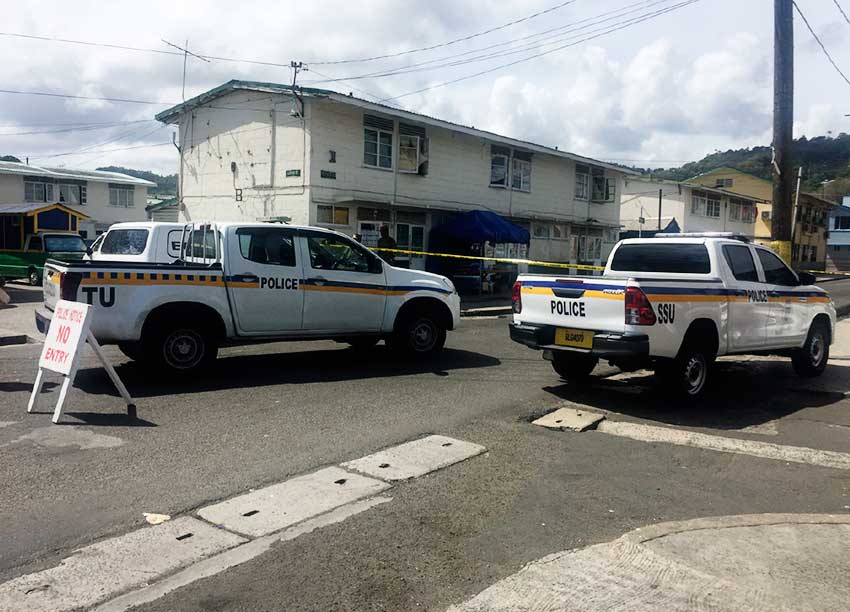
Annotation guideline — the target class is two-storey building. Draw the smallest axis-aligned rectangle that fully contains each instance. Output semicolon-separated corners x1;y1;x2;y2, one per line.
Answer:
620;177;761;238
0;160;155;239
155;80;631;270
689;167;836;270
827;196;850;272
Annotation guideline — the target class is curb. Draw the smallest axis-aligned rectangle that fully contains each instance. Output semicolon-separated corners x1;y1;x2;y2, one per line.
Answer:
837;304;850;319
460;308;512;318
0;331;31;346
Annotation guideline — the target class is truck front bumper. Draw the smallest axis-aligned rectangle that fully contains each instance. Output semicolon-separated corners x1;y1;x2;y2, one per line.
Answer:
509;322;649;359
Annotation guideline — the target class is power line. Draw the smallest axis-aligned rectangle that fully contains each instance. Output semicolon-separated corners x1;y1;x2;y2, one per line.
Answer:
794;1;850;87
0;88;166;106
0;119;156;137
833;0;850;27
28;124;170;160
304;0;677;84
378;0;699;103
308;0;579;65
28;141;173;160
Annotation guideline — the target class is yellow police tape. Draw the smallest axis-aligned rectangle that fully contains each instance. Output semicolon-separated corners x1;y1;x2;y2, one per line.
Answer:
371;247;606;271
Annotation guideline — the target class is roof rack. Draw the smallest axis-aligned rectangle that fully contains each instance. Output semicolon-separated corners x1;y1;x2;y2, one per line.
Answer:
653;232;751;243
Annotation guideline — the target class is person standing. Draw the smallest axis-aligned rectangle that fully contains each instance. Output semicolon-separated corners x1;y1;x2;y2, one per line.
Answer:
377;225;397;265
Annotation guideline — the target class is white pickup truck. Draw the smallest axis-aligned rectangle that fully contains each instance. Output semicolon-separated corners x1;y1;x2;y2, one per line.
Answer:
509;234;836;396
86;222;185;263
38;222;460;373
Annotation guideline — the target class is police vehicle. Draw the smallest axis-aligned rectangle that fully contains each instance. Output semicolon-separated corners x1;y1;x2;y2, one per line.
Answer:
37;222;460;373
85;222;185;263
509;234;836;397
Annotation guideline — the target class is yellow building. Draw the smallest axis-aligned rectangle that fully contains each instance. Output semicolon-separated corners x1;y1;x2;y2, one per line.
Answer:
690;167;836;270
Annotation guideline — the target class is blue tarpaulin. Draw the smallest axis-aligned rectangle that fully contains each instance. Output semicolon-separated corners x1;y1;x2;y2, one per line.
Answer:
430;210;529;244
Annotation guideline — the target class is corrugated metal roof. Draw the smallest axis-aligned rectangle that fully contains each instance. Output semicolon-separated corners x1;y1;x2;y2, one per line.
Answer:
0;161;156;186
0;202;90;217
155;79;638;176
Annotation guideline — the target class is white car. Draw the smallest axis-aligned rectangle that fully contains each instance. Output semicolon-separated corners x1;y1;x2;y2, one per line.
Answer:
510;234;836;397
86;222;185;263
39;222;460;373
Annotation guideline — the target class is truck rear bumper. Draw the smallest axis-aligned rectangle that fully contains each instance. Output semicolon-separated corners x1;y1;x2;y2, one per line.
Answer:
35;308;51;334
509;322;649;359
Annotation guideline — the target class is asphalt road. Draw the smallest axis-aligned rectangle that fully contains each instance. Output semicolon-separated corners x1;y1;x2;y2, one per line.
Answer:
2;285;850;610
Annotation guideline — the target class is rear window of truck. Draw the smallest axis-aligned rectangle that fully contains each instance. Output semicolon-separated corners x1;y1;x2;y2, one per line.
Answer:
101;229;149;256
610;243;711;274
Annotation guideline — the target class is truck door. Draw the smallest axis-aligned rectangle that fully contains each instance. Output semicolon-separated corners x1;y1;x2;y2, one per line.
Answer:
225;226;304;335
755;248;806;347
721;244;769;350
300;231;386;332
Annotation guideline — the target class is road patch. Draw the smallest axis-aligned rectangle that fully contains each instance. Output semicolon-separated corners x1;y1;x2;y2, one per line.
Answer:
0;517;245;612
196;466;390;537
2;425;124;450
341;434;486;481
597;420;850;470
532;407;604;432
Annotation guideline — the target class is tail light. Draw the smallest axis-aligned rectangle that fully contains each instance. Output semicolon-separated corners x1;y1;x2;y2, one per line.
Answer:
59;271;82;301
512;281;522;313
625;286;656;325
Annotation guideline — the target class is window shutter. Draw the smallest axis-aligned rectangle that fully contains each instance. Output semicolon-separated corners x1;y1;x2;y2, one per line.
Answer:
418;137;429;176
364;114;394;131
399;122;426;138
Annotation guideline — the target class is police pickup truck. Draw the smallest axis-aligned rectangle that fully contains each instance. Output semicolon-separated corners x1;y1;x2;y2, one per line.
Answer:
509;234;836;397
37;222;460;373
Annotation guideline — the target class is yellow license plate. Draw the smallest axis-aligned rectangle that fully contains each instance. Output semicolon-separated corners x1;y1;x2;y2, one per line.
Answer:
555;328;594;349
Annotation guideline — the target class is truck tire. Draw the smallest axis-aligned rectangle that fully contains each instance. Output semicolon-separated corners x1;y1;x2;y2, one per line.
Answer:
28;268;41;287
551;352;598;382
663;344;713;398
118;342;143;362
390;311;446;357
792;320;830;378
143;322;218;374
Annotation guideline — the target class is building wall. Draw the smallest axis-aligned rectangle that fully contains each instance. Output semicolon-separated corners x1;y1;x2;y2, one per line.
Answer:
0;174;23;202
176;90;311;225
621;179;758;237
690;168;773;238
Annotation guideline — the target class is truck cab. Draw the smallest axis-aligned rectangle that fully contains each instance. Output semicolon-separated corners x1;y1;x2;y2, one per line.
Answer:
0;231;87;286
87;222;185;263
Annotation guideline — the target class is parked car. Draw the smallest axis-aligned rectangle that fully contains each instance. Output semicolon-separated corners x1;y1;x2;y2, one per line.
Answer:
85;222;185;263
509;233;836;397
0;231;87;286
38;222;460;373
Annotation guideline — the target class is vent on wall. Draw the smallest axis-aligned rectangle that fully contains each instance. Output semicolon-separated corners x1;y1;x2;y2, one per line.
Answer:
364;114;394;131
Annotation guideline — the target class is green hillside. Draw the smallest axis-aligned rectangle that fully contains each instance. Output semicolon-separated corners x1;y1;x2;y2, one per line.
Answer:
96;166;177;195
636;133;850;198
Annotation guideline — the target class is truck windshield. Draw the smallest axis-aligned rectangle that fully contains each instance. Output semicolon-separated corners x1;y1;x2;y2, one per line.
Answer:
610;243;711;274
44;235;87;253
101;229;150;255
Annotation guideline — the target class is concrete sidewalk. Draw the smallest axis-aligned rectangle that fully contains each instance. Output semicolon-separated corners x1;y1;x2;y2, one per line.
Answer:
0;284;42;345
451;514;850;612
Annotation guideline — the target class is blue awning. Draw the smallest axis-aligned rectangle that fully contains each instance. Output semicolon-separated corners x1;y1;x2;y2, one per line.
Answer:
430;210;530;244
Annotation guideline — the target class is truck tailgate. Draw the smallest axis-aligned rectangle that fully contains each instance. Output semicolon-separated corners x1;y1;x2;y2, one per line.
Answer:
41;262;65;311
516;276;627;341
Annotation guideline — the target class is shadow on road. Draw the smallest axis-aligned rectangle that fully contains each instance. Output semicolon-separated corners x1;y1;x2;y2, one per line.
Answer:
60;412;157;427
0;284;43;305
72;346;501;399
0;381;59;393
544;359;848;430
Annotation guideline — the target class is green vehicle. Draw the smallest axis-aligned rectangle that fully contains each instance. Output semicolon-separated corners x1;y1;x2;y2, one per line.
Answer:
0;203;89;286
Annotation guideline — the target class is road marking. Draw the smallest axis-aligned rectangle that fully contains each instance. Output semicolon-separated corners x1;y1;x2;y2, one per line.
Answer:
94;496;392;612
532;408;604;432
1;426;124;450
341;435;486;482
0;517;245;612
597;420;850;470
197;466;391;537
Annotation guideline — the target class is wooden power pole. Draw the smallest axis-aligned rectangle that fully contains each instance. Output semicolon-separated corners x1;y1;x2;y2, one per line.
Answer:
771;0;794;262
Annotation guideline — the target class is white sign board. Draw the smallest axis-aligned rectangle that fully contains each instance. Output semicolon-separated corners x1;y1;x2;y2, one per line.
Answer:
28;299;135;424
39;300;91;376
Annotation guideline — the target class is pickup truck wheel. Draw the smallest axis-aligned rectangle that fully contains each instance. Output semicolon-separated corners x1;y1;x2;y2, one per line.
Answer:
551;352;598;381
665;346;712;398
28;268;41;286
391;312;446;357
146;324;218;373
792;321;829;378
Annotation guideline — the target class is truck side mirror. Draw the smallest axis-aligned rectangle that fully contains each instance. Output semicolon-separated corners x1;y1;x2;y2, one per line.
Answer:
797;271;816;286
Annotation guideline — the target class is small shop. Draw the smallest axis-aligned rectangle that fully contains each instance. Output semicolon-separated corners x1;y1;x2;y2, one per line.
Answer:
426;210;530;296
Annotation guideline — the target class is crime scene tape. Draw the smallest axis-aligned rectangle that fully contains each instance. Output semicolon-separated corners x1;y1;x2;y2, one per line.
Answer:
370;247;605;271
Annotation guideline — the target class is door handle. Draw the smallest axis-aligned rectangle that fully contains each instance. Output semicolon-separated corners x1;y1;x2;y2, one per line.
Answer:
308;276;327;286
234;273;259;283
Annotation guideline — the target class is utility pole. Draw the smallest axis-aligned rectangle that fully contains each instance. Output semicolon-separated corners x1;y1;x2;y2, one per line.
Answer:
161;39;210;101
771;0;794;263
658;189;663;231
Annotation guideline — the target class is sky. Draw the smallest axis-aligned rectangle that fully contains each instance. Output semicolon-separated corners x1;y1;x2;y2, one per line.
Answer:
1;0;848;176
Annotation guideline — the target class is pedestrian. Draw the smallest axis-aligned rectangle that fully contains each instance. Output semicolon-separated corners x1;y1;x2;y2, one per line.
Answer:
377;225;397;265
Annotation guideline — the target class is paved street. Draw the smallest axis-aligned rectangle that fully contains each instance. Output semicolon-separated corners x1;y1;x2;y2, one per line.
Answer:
1;299;850;610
